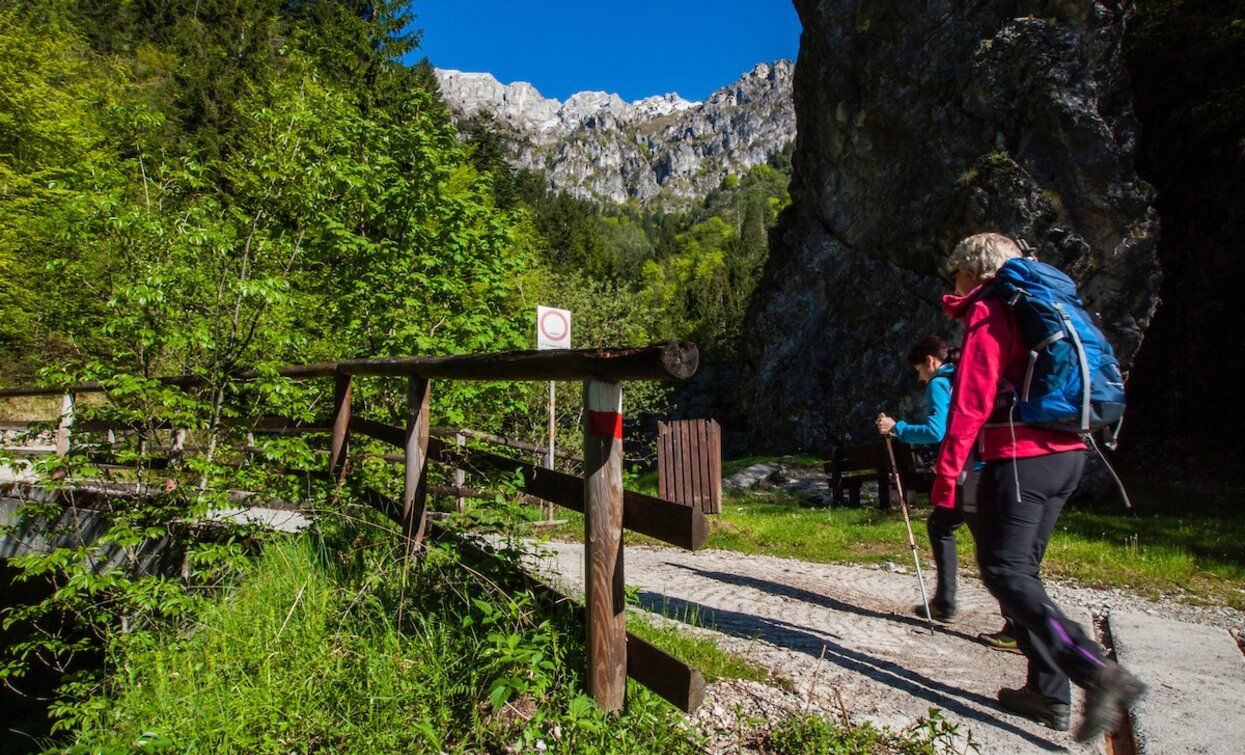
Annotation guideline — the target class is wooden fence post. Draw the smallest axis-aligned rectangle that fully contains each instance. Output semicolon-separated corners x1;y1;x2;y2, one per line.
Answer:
583;378;625;712
166;427;187;491
403;377;430;557
329;374;352;500
454;431;466;514
51;393;74;480
55;393;74;454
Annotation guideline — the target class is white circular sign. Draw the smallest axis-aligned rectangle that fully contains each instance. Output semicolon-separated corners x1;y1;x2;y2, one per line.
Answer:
537;306;571;349
540;310;569;341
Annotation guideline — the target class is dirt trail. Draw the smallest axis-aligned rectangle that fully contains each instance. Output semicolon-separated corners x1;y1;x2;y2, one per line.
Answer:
522;540;1111;753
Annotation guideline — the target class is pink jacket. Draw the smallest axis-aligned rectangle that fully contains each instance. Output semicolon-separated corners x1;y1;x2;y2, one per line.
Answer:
929;285;1086;508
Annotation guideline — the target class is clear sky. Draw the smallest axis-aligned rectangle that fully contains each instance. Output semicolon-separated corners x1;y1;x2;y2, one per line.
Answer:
404;1;802;103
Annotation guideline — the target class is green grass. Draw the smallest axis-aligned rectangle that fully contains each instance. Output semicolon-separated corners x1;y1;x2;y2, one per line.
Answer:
1043;505;1245;606
541;458;1245;612
766;708;976;754
54;518;708;754
707;492;919;565
627;605;779;688
704;488;1245;610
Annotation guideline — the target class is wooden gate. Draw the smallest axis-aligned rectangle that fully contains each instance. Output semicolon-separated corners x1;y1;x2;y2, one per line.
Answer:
657;419;721;514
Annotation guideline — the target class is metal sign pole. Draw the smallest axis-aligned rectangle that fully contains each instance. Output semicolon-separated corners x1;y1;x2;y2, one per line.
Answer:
537;305;571;522
546;380;556;520
547;380;556;469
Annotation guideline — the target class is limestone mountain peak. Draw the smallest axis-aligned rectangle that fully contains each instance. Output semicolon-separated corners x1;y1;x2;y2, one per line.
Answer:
435;60;794;204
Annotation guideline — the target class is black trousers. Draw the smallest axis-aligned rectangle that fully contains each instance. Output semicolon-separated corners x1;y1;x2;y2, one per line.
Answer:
962;508;1017;637
976;450;1104;703
926;505;964;611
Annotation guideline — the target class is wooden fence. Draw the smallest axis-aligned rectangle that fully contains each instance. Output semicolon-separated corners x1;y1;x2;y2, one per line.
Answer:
0;342;707;713
657;418;721;514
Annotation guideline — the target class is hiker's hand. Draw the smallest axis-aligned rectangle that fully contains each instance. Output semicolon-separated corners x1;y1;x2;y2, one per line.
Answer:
875;413;896;435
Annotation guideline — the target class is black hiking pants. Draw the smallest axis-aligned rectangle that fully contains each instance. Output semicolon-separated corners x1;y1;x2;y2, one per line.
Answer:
926;505;964;611
976;450;1106;704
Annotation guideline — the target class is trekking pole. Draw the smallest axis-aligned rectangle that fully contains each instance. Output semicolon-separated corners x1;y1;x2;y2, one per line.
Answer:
884;434;935;634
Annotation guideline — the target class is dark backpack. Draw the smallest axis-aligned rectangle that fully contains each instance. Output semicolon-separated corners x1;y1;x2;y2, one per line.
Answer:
913;372;953;466
987;254;1127;448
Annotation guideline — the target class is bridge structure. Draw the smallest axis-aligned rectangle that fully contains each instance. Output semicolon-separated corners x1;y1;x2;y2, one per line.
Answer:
0;342;708;713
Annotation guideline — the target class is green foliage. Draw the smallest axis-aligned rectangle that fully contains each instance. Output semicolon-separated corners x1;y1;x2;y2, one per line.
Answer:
636;165;789;358
766;708;976;754
53;525;701;753
0;0;543;435
0;5;124;376
460;114;793;363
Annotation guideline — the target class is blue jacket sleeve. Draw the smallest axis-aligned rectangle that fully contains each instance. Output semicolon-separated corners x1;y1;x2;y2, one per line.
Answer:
893;375;952;446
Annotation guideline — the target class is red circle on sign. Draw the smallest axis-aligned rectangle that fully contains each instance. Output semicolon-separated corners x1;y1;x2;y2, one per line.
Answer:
540;310;569;341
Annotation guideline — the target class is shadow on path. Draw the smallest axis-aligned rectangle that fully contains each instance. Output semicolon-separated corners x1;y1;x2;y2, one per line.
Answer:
636;572;1064;751
664;562;988;646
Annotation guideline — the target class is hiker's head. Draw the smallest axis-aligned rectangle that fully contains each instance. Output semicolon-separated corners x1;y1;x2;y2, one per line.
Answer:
907;335;950;383
946;232;1021;295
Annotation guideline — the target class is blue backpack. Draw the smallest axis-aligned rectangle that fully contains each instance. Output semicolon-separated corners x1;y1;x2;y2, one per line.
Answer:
987;254;1127;447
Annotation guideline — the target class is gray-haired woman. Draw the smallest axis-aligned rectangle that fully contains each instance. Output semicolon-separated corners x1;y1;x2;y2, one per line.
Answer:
932;232;1145;741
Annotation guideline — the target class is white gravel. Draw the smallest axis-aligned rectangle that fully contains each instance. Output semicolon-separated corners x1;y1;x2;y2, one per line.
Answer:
516;539;1244;754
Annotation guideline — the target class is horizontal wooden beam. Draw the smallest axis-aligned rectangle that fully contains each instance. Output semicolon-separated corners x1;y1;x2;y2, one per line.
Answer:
441;444;707;551
344;417;705;550
336;342;698;382
0;343;699;397
627;633;707;714
348;416;405;448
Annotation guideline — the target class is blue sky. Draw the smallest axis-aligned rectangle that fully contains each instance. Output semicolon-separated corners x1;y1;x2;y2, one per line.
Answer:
404;1;802;103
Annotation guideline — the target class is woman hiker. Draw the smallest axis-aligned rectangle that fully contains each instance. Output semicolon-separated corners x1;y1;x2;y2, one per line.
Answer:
932;232;1145;741
875;335;961;622
876;336;1018;649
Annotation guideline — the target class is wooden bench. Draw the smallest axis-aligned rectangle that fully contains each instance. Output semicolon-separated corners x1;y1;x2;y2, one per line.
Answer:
823;441;936;509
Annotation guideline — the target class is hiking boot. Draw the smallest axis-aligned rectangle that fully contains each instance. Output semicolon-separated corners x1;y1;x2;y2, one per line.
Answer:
979;629;1021;654
1075;660;1147;743
998;687;1071;731
914;603;957;623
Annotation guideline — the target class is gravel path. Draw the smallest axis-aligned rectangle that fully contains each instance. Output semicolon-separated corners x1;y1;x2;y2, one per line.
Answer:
517;539;1245;753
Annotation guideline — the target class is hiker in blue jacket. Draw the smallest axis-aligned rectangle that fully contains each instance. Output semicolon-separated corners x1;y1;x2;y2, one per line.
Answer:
876;336;961;621
878;336;1019;647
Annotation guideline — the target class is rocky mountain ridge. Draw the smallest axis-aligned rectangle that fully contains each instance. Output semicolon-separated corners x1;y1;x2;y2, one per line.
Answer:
435;61;795;204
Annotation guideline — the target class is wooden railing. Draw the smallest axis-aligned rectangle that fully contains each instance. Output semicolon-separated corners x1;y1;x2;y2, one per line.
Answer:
0;342;707;712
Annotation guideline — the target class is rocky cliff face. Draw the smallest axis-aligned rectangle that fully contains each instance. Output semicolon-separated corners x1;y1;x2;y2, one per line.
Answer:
436;61;795;204
742;0;1162;452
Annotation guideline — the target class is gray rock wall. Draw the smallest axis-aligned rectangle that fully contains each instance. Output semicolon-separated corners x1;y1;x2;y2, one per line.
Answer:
742;0;1161;451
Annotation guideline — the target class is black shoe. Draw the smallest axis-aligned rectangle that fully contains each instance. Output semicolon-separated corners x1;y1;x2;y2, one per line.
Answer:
998;687;1071;731
913;603;956;623
1075;661;1147;743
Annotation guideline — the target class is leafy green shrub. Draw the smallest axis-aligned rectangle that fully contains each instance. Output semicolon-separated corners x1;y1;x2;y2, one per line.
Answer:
767;712;893;754
51;513;702;753
766;709;976;755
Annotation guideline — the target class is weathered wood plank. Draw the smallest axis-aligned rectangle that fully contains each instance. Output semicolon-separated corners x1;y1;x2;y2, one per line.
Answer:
329;375;352;485
627;634;706;713
438;444;706;551
402;378;430;555
338;342;698;382
583;379;626;712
